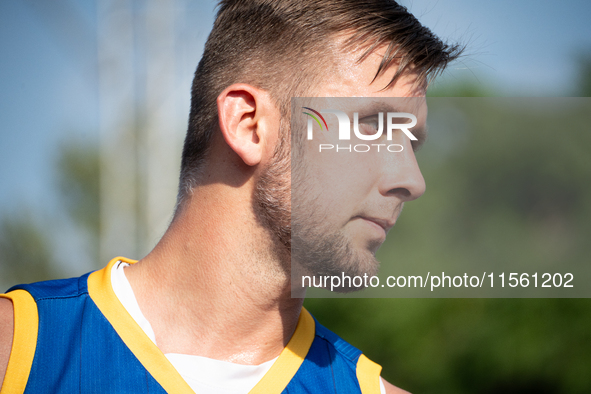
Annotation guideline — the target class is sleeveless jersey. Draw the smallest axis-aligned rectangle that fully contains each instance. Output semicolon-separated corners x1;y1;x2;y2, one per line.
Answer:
0;257;382;394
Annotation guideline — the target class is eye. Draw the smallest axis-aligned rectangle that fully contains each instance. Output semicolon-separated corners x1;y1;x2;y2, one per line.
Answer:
358;115;379;129
357;114;382;136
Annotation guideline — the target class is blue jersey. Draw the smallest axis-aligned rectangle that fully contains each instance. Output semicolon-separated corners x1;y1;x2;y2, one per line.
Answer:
0;257;382;394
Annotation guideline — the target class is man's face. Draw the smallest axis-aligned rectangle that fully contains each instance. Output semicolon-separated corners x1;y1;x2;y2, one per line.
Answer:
290;44;428;288
257;43;427;288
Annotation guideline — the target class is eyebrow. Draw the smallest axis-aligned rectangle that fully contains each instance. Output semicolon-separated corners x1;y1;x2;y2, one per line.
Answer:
355;101;402;117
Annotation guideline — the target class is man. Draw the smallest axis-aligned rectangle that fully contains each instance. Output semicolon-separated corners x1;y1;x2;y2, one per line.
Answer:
0;0;462;392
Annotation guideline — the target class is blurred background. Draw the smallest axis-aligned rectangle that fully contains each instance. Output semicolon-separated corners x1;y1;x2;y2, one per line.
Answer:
1;0;590;393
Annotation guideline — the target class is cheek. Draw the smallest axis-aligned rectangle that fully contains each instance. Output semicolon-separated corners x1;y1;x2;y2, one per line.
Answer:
302;146;380;216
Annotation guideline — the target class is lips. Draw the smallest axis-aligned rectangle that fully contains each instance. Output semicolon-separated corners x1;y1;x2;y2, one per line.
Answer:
356;216;396;234
365;217;396;233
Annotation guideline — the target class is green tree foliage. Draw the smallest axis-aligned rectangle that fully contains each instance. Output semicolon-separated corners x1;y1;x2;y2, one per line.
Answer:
0;140;101;289
0;211;61;288
427;78;496;97
575;54;591;97
55;139;101;261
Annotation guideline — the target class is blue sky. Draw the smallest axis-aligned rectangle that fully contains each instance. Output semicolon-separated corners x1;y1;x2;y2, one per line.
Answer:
1;0;590;213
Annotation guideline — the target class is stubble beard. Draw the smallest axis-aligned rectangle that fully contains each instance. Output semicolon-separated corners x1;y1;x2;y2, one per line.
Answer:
290;163;380;292
253;119;292;270
254;121;379;293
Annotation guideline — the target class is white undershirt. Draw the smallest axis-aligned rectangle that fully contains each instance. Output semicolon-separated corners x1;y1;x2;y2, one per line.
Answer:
111;261;276;394
111;261;386;394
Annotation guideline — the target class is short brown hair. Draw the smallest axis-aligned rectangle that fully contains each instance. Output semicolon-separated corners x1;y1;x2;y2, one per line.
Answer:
178;0;463;200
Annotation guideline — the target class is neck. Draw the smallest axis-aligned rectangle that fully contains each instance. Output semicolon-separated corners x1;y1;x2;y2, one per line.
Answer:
124;182;302;365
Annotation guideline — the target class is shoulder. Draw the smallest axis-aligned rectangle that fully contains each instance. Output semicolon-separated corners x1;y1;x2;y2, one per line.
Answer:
0;297;14;389
0;271;100;390
313;319;363;361
311;315;411;394
382;377;411;394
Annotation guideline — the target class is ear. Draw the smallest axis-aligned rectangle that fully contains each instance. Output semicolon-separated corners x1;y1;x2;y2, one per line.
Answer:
216;84;278;167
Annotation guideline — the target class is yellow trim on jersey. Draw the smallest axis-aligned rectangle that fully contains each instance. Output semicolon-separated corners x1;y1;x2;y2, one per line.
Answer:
88;257;195;394
249;308;315;393
88;257;316;394
0;290;38;394
356;354;383;394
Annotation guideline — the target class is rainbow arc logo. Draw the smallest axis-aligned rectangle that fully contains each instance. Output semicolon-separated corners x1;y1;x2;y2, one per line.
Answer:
302;107;329;132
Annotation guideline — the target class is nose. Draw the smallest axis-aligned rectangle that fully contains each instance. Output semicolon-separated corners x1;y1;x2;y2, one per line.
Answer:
377;138;426;202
